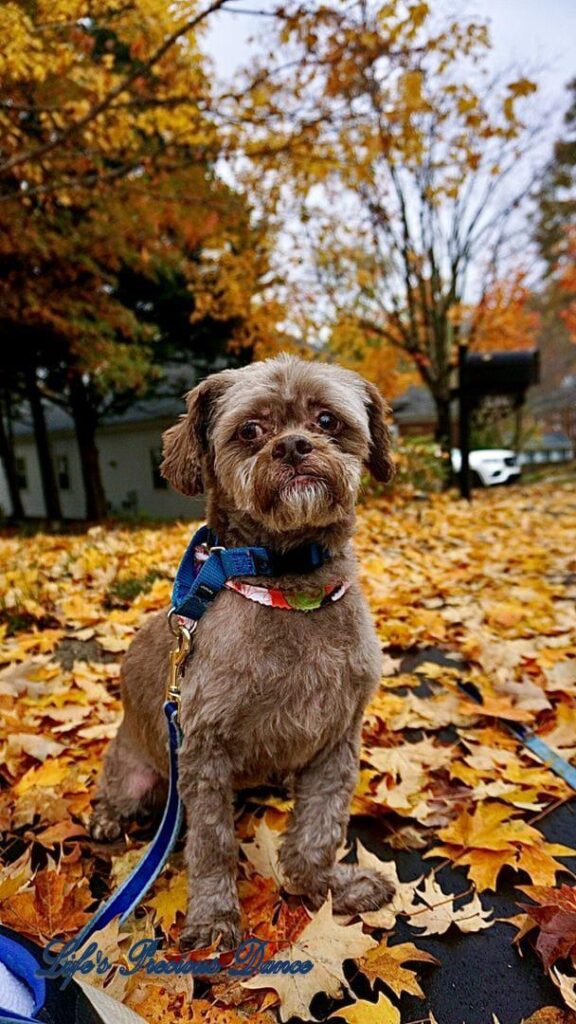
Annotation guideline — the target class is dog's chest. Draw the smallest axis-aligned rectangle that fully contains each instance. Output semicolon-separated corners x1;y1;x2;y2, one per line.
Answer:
179;585;379;780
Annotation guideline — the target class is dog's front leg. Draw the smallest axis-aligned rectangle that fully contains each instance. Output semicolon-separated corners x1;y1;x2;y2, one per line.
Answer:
279;718;395;915
178;735;241;951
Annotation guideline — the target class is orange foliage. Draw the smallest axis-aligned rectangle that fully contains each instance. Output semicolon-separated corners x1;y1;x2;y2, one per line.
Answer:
329;316;418;399
469;272;540;352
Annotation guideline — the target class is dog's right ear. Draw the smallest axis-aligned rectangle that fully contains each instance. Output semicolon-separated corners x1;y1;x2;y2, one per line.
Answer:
363;381;395;484
161;373;230;496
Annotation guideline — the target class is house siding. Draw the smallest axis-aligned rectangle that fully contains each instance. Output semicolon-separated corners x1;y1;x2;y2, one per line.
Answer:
0;418;203;521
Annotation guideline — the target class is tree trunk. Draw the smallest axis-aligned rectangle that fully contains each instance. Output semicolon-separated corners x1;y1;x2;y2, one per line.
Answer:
69;375;108;521
25;368;62;521
513;403;523;454
433;391;452;450
0;400;24;519
432;390;453;488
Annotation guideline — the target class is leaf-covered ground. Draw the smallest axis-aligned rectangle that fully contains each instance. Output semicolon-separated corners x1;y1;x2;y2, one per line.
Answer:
0;480;575;1023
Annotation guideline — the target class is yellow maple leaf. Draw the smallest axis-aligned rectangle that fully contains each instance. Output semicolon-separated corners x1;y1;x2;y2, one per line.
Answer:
431;804;575;890
330;993;400;1024
435;802;539;852
14;757;72;795
241;819;284;886
360;937;439;997
407;875;493;934
145;872;188;936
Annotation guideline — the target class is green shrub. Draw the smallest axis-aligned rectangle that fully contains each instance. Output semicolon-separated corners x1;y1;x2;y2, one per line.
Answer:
393;436;448;492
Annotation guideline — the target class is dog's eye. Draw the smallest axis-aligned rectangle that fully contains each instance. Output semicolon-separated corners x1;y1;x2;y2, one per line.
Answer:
238;421;265;441
316;411;340;433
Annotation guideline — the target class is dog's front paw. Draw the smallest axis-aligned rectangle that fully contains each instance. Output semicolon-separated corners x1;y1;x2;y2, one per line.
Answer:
88;805;123;843
329;863;395;915
179;917;241;952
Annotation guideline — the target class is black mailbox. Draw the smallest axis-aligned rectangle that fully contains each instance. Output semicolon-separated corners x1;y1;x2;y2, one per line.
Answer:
457;347;540;499
463;350;540;398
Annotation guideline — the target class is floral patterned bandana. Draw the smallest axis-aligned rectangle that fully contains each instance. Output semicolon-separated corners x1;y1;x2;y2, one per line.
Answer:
224;576;350;610
191;543;350;613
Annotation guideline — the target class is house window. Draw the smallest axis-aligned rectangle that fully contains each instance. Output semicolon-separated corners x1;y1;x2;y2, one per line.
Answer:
15;456;28;490
150;447;167;490
56;454;70;490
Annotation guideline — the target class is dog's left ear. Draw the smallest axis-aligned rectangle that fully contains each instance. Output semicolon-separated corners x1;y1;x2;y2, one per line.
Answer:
161;372;232;496
363;381;395;482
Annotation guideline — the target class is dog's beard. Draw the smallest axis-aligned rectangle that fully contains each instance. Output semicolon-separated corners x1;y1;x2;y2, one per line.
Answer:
273;474;333;529
218;447;361;531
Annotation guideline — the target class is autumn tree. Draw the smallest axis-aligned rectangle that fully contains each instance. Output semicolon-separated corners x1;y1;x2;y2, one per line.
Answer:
0;0;284;519
535;78;576;271
229;1;542;452
0;164;277;519
0;189;153;519
532;80;576;395
556;234;576;344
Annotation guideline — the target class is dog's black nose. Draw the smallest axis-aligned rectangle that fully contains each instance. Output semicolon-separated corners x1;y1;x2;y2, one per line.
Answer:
272;434;314;463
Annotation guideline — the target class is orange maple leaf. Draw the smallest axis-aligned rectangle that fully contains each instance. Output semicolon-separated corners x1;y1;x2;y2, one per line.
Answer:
0;867;93;941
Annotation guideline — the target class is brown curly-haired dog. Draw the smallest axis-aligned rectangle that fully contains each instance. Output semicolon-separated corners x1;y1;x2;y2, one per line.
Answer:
89;354;396;950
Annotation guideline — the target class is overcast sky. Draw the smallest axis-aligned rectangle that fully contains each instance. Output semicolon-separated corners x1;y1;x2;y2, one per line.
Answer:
203;0;576;129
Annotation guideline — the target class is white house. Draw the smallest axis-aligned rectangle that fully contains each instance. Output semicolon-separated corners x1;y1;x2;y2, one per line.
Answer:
0;397;204;520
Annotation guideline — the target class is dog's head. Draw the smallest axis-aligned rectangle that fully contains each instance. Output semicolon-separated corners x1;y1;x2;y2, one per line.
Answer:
161;355;394;535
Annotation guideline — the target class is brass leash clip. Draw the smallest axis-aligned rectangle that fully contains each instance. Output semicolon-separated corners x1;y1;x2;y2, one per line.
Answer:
166;611;196;714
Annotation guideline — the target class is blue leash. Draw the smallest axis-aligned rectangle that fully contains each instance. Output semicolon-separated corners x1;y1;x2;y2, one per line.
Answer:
458;680;576;790
70;703;184;949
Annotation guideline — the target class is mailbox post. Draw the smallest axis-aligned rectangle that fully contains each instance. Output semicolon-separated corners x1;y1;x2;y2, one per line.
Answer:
457;349;540;500
458;341;471;501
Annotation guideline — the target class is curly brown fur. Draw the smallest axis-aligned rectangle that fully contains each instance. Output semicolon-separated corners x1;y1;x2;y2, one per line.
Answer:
89;354;396;949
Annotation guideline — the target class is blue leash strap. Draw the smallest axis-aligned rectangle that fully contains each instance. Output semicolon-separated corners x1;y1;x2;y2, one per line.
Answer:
171;524;328;621
510;726;576;791
458;680;576;791
69;702;183;951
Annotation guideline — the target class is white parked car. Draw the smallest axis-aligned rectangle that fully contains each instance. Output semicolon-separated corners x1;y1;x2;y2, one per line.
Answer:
451;449;521;487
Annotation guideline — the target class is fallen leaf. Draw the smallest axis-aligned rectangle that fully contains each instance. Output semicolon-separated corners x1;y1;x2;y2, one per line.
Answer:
517;884;576;970
540;705;576;757
241;819;284;886
543;661;576;695
32;819;88;848
551;969;576;1013
356;841;420;929
0;867;93;940
407;875;493;936
3;732;65;768
145;873;188;936
330;992;400;1024
242;895;377;1022
522;1008;576;1024
14;758;72;795
430;803;576;891
360;937;439;997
